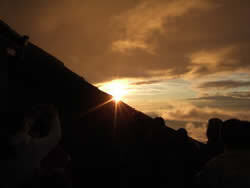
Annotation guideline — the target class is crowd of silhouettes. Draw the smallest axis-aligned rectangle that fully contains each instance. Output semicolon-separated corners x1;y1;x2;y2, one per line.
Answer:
3;103;250;188
196;118;250;187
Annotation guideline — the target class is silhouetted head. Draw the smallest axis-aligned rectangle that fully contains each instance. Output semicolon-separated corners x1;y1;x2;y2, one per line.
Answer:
222;119;250;150
154;117;165;127
206;118;223;144
177;128;188;141
177;128;188;137
152;117;166;136
19;35;29;46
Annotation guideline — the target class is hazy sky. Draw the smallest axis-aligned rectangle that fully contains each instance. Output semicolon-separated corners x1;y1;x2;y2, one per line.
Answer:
3;0;250;141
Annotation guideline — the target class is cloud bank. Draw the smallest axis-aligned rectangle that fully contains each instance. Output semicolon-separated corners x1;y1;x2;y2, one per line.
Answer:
2;0;250;83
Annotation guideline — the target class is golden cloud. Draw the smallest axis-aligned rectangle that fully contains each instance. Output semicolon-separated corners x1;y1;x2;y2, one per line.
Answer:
112;0;213;53
158;101;250;122
186;46;237;78
2;0;250;84
186;122;207;142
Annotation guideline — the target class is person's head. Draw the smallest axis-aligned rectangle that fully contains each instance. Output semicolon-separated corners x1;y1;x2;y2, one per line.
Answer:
154;117;165;127
206;118;223;144
177;128;188;138
222;119;250;151
151;117;166;136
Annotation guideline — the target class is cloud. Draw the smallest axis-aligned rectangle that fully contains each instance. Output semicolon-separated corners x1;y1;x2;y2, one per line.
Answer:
131;79;163;85
189;95;250;111
197;80;250;90
111;0;213;53
2;0;250;84
159;101;250;122
229;91;250;99
185;122;207;142
186;47;240;78
148;100;249;142
164;105;230;122
189;95;250;101
3;0;250;143
112;40;149;53
145;111;160;118
108;0;250;82
145;113;208;142
146;108;209;142
148;100;250;141
149;98;250;142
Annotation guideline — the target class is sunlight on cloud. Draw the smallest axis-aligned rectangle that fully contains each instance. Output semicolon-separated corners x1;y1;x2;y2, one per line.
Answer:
97;78;163;101
161;101;250;123
98;79;131;102
186;46;236;78
112;0;213;53
190;46;235;65
112;40;149;53
186;122;207;142
154;101;250;142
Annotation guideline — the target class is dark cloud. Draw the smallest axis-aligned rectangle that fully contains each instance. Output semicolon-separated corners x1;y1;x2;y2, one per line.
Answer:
197;80;250;89
189;95;248;101
229;91;250;99
189;95;250;111
131;80;162;85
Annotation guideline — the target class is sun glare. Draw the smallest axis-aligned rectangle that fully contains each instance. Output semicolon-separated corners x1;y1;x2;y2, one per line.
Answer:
99;80;129;102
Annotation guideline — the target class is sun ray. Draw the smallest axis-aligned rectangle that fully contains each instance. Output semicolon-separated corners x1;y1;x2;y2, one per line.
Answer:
113;101;118;135
80;98;113;118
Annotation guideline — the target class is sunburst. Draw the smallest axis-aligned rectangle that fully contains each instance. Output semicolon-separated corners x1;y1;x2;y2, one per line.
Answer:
99;80;129;102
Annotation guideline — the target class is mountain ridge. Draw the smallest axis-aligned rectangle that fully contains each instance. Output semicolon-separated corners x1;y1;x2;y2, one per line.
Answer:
4;19;203;188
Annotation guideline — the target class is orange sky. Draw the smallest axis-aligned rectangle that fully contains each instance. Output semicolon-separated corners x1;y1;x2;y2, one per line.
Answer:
2;0;250;141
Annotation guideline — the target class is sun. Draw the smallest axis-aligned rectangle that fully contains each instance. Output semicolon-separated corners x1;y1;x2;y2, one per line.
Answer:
111;86;126;102
98;80;129;102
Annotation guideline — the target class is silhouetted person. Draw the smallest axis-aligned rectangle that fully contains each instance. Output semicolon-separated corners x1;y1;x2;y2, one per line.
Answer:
152;117;167;138
207;118;223;146
154;117;165;127
177;128;188;140
150;118;186;187
176;127;201;187
196;119;250;188
202;118;224;164
1;105;61;188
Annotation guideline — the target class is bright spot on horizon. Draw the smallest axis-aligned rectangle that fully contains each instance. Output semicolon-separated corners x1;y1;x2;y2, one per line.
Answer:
98;79;129;102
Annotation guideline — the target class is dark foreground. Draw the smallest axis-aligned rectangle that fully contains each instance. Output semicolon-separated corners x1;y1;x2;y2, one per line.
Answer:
3;20;250;188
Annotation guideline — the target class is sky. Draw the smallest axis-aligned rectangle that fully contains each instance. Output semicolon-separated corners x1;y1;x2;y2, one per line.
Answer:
2;0;250;142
